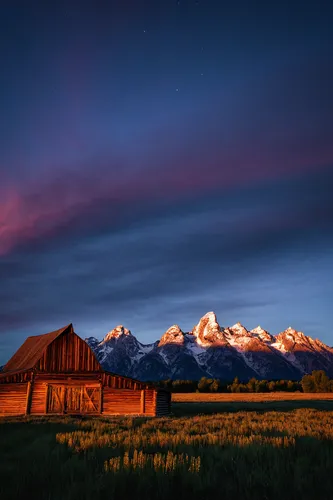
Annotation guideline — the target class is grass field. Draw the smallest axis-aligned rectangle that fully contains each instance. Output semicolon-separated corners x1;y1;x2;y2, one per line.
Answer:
171;392;333;415
2;401;333;499
172;392;333;402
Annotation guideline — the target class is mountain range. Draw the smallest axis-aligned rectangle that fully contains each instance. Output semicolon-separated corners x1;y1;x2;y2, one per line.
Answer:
85;312;333;381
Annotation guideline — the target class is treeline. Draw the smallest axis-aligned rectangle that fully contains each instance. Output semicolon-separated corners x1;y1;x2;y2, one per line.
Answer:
155;371;333;393
156;377;302;393
301;370;333;393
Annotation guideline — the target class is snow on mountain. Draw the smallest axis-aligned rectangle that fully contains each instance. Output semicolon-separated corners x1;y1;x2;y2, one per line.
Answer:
229;322;251;336
158;325;184;346
86;325;155;376
101;325;132;342
191;312;228;346
250;326;274;343
270;327;333;375
85;313;333;381
222;322;299;379
224;323;251;348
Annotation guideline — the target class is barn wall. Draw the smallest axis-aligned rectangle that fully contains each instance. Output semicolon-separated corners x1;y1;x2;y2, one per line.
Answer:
0;371;32;384
155;390;171;417
0;382;167;417
101;372;147;390
34;373;100;382
29;381;158;416
103;389;144;415
0;383;28;415
30;380;47;414
30;376;102;414
144;389;156;416
36;332;101;372
102;388;159;416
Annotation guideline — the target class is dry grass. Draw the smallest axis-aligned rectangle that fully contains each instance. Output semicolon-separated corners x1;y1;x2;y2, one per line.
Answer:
3;409;333;499
172;392;333;402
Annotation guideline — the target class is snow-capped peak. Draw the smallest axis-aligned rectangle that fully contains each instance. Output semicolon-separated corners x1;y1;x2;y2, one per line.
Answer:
202;311;218;321
158;325;184;347
101;325;132;343
228;322;249;336
278;327;304;341
191;311;227;346
251;325;265;334
250;326;273;342
273;327;316;353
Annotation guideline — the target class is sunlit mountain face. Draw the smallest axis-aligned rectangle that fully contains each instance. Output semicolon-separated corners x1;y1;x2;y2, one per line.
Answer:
86;312;333;381
0;3;333;365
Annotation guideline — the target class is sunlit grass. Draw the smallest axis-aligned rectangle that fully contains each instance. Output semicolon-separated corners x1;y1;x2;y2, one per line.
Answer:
2;407;333;499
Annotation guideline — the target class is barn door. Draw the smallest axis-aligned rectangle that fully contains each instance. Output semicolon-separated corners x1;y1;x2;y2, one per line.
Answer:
65;386;82;413
47;385;64;413
81;387;100;413
47;385;101;414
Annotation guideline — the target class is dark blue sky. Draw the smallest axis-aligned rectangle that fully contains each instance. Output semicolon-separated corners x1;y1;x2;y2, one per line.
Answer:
1;1;333;363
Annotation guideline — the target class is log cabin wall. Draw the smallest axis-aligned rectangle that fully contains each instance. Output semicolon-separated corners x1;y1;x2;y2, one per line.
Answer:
36;331;101;372
29;383;162;416
30;380;47;414
155;390;171;417
102;388;142;415
0;370;32;384
144;389;156;416
102;388;162;416
0;380;169;416
30;374;101;414
0;383;28;415
34;373;101;382
101;372;147;390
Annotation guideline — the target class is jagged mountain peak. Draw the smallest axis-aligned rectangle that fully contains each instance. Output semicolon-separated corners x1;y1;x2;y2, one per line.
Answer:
229;322;248;333
273;327;317;354
102;325;132;343
225;322;251;338
286;326;298;333
202;311;218;321
158;325;184;347
191;311;227;346
251;325;265;334
194;311;220;328
250;326;273;342
276;327;306;342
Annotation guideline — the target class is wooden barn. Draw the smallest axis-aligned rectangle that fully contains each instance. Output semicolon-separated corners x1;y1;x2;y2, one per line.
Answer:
0;323;170;417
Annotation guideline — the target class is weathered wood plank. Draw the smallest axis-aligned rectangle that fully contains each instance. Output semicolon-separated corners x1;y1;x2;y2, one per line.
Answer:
140;390;146;414
0;383;28;415
44;383;49;413
99;383;103;413
30;381;47;414
36;332;101;373
25;381;33;415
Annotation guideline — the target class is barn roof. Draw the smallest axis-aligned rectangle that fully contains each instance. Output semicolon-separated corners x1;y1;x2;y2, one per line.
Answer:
1;324;152;389
3;324;73;373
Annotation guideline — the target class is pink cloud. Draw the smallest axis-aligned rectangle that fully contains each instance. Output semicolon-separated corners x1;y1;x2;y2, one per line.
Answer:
0;148;332;257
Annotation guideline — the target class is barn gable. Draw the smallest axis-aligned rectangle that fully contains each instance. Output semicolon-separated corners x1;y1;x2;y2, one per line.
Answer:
3;324;73;373
35;326;102;373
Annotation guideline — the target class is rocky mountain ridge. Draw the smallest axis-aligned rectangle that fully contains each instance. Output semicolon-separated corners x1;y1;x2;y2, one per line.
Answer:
85;312;333;381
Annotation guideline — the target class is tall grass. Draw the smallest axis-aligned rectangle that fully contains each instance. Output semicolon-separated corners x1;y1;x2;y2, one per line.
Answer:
2;409;333;499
